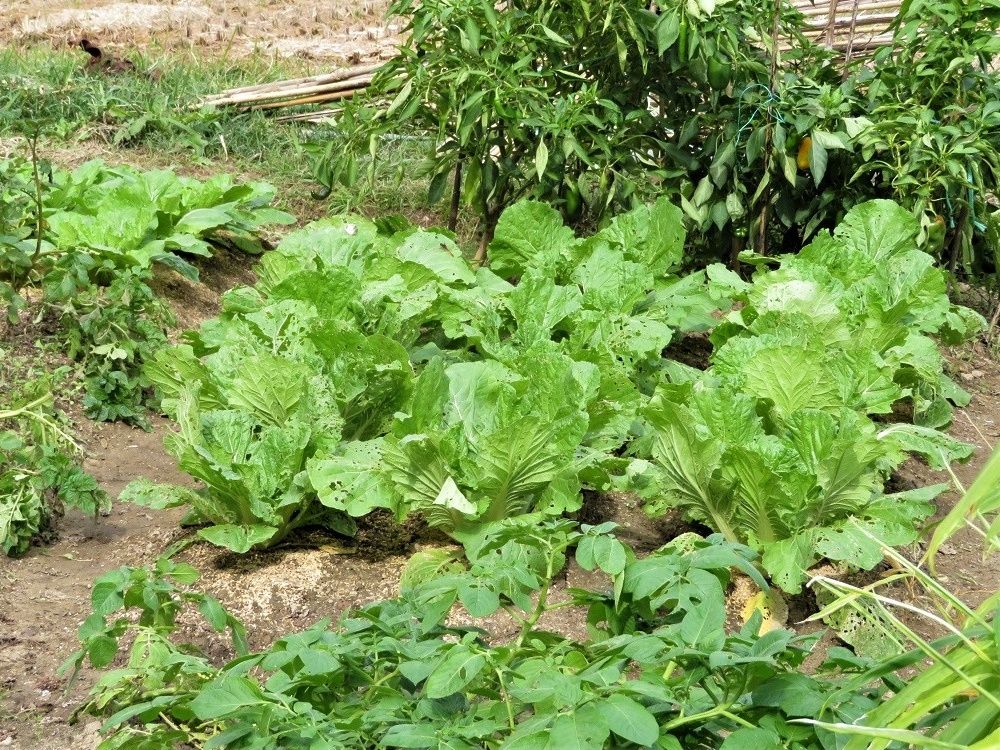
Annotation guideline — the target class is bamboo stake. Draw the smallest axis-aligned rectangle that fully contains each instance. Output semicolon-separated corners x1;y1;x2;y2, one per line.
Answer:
845;0;865;64
807;12;896;31
250;88;362;111
824;0;841;46
211;74;375;108
275;109;339;123
795;0;900;17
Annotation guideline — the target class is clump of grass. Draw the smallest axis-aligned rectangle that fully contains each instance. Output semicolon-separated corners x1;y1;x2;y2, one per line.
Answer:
0;46;312;181
312;132;478;243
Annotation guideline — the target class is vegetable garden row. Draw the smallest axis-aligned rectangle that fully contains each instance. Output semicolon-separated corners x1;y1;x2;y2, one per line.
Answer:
3;0;1000;747
3;151;998;747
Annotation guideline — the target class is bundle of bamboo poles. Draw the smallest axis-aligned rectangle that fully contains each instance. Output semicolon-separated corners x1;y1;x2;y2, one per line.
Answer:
196;62;381;112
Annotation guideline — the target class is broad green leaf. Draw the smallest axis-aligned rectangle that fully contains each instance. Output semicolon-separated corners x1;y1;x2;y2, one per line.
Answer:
424;646;487;698
647;396;736;542
752;674;828;716
590;533;627;575
189;677;266;720
381;724;440;748
308;441;394;516
397;232;476;285
198;596;228;631
679;596;726;649
740;347;840;419
877;423;974;470
488;201;576;278
656;12;680;53
719;727;782;750
598;694;659;746
761;535;816;593
835;199;918;263
399;548;460;590
174;207;233;235
445;360;519;439
457;578;501;617
224;355;307;426
810;135;828;187
545;704;610;750
197;524;278;553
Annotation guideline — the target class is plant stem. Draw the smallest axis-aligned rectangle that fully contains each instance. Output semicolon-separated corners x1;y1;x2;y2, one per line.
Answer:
29;131;44;264
448;158;463;232
495;667;516;731
660;703;741;732
514;548;556;648
0;392;51;420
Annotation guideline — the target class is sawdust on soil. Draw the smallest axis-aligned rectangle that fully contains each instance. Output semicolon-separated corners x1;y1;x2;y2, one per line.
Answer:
1;0;399;63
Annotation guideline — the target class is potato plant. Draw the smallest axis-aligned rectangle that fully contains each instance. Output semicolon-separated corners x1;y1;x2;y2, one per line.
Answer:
0;378;109;556
68;521;894;750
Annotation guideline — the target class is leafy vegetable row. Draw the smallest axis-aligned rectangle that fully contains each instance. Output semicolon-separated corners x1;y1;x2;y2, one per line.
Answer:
129;196;979;591
1;156;294;320
125;198;705;551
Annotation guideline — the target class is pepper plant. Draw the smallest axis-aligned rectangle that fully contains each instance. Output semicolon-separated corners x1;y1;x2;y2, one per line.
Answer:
316;0;839;258
847;0;1000;275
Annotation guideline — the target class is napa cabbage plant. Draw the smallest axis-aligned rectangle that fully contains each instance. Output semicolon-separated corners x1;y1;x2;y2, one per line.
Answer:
629;200;982;591
131;198;719;551
125;291;416;552
309;349;603;542
632;382;966;593
37;160;294;280
709;200;985;428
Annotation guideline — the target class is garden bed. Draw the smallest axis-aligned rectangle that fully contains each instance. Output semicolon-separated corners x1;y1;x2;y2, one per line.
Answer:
2;253;999;748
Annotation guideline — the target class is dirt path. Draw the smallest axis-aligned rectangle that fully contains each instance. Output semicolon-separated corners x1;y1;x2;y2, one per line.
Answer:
895;346;1000;609
0;419;188;750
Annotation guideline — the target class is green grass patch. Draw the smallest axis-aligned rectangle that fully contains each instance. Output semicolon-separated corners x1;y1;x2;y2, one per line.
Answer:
0;46;311;181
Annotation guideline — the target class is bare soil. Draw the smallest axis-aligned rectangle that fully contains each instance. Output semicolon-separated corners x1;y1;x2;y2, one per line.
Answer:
1;0;398;63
